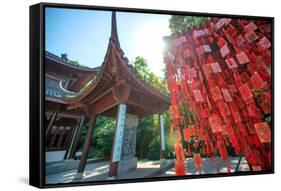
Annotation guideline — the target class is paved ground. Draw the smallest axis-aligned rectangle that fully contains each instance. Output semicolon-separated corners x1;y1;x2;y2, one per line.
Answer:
46;157;249;184
162;156;249;176
46;160;171;184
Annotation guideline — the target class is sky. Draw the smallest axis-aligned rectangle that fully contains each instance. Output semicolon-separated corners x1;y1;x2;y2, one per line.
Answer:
45;7;171;77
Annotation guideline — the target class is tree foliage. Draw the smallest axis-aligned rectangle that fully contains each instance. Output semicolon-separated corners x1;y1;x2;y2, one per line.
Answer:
131;56;168;94
67;60;90;68
169;16;209;34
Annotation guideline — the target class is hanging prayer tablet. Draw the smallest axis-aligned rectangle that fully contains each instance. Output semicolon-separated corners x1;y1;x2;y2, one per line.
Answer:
217;37;226;48
202;64;213;79
221;88;233;102
208;115;223;133
238;83;253;102
210;86;223;101
254;122;271;143
175;143;186;161
210;62;222;73
169;105;179;119
218;140;229;161
175;160;186;176
236;35;245;47
196;128;204;140
218;101;230;116
245;30;258;43
196;46;205;56
232;111;242;122
220;44;230;57
252;166;262;171
225;58;238;69
257;36;271;50
193;153;203;169
236;52;250;64
194;89;204;102
203;45;212;53
245;22;258;31
183;48;191;58
250;72;265;90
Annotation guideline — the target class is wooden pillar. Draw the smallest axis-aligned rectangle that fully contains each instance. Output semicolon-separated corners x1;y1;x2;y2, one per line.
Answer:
45;112;57;137
77;114;96;173
108;104;127;178
65;116;85;159
69;116;85;159
159;114;165;160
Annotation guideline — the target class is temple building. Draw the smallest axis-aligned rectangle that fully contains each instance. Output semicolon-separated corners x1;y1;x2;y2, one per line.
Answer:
45;12;169;178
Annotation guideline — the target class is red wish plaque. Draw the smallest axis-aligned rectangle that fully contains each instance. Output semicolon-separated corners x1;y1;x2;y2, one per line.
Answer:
196;46;204;56
203;44;212;53
183;125;196;141
194;89;204;102
225;58;238;69
202;64;213;79
260;92;271;114
252;166;262;171
218;140;229;161
175;160;186;176
169;105;179;119
183;48;191;58
220;44;230;57
238;83;253;102
210;62;222;73
236;35;245;47
245;22;258;31
208;115;223;133
236;52;250;64
257;36;271;50
250;72;265;90
221;88;233;102
193;153;203;169
210;86;223;101
245;30;258;43
232;111;242;122
254;122;271;143
229;84;238;94
217;37;226;48
196;128;204;140
175;143;186;161
218;101;230;116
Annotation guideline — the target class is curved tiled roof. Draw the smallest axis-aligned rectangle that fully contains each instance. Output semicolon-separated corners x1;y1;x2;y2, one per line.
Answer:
48;11;169;105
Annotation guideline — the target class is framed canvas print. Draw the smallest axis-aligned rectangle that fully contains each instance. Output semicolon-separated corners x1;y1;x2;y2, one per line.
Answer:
29;2;274;188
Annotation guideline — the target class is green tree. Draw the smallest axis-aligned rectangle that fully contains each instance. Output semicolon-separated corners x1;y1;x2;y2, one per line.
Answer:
131;57;173;160
169;16;209;34
131;56;168;94
67;60;90;68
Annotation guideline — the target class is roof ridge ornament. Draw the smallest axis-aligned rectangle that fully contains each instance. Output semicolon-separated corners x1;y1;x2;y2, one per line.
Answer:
111;11;120;48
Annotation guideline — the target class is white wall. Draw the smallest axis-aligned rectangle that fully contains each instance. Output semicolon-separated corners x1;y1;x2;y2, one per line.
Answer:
0;0;280;191
45;151;66;163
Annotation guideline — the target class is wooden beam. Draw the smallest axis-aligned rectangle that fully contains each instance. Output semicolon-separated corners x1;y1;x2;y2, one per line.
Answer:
45;112;57;137
77;114;97;173
46;111;82;120
127;88;163;113
68;116;85;159
112;81;131;103
93;91;118;115
65;116;85;159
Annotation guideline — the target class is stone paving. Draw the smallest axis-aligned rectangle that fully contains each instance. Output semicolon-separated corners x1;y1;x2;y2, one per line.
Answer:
46;157;249;184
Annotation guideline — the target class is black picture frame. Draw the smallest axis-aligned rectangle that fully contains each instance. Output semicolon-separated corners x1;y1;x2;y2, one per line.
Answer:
30;2;274;188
